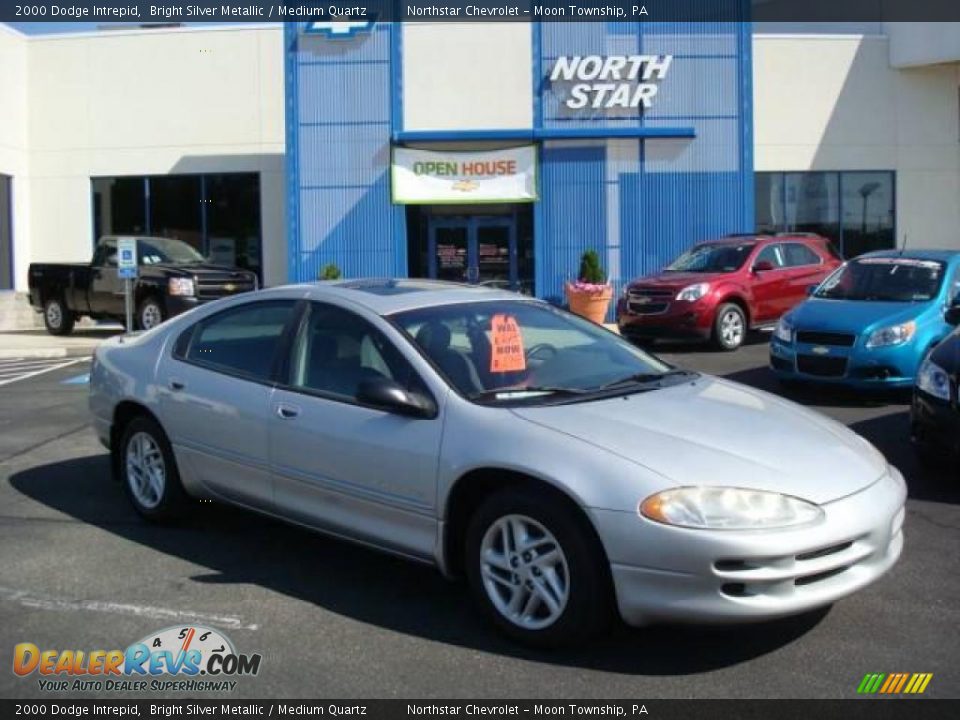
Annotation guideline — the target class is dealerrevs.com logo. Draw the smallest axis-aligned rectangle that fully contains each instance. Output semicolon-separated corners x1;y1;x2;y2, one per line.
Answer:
13;625;262;693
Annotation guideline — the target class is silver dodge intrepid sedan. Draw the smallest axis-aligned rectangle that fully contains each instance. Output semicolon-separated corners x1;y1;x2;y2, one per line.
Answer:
89;280;905;646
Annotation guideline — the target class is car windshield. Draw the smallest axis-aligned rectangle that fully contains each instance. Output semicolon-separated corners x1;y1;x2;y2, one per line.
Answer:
814;257;945;302
391;301;688;405
665;243;754;273
137;238;206;265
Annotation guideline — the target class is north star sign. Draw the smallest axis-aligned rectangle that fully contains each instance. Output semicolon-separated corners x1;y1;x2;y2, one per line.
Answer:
549;54;673;110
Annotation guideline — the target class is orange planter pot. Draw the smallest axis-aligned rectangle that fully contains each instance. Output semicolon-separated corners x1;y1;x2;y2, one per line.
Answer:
565;284;614;325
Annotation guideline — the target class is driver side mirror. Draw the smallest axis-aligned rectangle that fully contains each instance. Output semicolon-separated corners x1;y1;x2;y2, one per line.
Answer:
752;260;774;273
806;284;818;296
357;377;436;419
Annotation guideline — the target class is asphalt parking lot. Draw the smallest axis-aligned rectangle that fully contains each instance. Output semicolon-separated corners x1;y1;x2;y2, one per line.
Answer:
0;337;957;699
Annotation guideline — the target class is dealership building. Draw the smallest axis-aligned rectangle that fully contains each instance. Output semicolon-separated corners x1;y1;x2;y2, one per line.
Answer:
1;17;959;316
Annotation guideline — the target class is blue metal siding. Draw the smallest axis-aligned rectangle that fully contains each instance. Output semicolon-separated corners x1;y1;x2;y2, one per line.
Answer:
286;23;404;283
536;10;754;308
286;14;753;302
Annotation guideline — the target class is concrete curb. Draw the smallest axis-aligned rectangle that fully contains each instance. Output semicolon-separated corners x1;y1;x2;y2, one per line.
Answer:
0;346;96;360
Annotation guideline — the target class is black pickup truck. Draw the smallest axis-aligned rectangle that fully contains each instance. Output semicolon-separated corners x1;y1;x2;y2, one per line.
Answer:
28;236;258;335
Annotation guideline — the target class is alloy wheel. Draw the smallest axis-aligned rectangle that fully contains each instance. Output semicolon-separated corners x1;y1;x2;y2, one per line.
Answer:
479;514;570;630
141;303;163;330
125;431;166;509
45;301;63;329
720;309;744;347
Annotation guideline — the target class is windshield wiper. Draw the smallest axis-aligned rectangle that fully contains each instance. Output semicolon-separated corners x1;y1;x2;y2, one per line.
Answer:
469;386;588;402
599;369;696;390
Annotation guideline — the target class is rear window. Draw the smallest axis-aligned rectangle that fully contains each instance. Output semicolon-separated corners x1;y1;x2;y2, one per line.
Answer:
182;300;296;381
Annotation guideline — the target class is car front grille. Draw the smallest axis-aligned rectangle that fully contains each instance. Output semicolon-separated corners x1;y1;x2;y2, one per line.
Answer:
797;354;848;377
796;330;856;347
627;288;672;315
195;274;256;299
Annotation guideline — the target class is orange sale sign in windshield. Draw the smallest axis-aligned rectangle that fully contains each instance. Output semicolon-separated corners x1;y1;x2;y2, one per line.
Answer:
490;314;526;374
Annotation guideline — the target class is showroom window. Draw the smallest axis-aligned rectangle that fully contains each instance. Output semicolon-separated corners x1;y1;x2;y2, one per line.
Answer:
755;171;895;258
91;173;262;279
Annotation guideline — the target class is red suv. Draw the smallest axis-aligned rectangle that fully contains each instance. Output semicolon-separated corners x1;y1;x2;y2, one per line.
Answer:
617;234;843;351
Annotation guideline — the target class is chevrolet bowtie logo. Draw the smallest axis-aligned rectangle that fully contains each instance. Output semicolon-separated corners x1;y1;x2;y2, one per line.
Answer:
305;20;375;38
224;283;236;292
451;180;480;193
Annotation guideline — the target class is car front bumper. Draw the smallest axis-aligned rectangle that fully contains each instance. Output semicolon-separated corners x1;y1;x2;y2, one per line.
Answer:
616;297;713;341
769;337;919;388
591;467;906;626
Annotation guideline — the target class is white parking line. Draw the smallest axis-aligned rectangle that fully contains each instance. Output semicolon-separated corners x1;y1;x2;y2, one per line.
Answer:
0;358;88;387
0;585;259;631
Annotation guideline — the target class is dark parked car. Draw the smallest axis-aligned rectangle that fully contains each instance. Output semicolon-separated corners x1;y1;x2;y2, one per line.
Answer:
28;236;257;335
617;234;842;351
911;303;960;460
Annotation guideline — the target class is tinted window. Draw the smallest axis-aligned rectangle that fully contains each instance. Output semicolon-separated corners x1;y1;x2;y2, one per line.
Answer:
782;243;821;267
185;300;296;381
754;245;784;269
289;303;425;402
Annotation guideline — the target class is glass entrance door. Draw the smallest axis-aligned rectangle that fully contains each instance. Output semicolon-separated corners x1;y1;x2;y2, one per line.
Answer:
428;216;517;289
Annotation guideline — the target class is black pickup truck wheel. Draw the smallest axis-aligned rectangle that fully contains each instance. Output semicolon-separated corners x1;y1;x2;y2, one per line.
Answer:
43;297;75;336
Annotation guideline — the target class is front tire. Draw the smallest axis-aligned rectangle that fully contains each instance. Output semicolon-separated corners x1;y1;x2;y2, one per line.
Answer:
137;297;166;331
465;486;611;647
119;416;188;522
43;297;75;336
712;303;746;351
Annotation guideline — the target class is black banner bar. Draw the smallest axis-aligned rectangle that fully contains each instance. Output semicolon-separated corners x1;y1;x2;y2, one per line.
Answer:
5;0;960;24
1;700;958;720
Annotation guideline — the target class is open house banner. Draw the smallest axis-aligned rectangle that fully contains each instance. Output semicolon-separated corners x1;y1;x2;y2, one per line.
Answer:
392;146;537;204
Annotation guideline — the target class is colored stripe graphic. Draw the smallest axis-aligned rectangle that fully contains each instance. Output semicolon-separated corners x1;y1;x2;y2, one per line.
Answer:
858;673;932;694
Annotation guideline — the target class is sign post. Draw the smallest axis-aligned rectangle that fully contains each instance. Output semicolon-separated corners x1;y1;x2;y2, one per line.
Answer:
117;238;138;334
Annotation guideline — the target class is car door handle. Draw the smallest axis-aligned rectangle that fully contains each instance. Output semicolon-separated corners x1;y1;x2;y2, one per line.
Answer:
168;378;185;391
275;403;300;419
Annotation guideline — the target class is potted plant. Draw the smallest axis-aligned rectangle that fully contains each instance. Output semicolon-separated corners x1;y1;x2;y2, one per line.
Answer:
318;263;342;281
565;249;613;324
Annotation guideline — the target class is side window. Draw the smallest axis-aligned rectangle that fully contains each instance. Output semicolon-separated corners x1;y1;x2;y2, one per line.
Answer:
949;265;960;304
289;302;426;402
754;244;784;269
782;243;821;268
94;240;117;267
183;300;296;381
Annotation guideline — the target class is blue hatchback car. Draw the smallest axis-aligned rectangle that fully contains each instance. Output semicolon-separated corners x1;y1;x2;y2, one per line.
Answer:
770;250;960;388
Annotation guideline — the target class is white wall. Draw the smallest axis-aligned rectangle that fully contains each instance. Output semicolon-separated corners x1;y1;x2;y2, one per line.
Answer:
16;24;286;290
402;22;533;131
887;22;960;68
753;33;960;249
0;24;29;290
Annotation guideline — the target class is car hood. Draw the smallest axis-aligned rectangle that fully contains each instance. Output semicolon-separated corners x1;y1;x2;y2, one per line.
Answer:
143;264;255;279
789;297;929;334
510;376;886;505
627;272;727;291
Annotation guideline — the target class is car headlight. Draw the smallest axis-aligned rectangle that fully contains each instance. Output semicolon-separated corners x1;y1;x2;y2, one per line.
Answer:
774;316;793;343
917;356;951;401
676;283;709;302
866;321;916;348
168;278;195;297
639;486;823;530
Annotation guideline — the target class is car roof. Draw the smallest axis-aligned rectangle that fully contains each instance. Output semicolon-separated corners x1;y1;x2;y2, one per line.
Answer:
856;249;960;263
263;278;532;315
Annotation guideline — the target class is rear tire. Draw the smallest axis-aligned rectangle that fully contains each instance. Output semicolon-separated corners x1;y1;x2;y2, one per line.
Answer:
119;416;188;522
43;297;75;336
712;303;746;351
465;485;611;648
